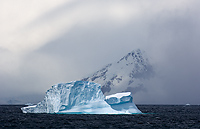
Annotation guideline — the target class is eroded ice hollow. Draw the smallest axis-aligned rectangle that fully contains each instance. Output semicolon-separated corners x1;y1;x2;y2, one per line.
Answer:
21;81;141;114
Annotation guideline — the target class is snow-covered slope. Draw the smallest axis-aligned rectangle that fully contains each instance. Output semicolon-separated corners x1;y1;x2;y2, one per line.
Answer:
82;49;154;95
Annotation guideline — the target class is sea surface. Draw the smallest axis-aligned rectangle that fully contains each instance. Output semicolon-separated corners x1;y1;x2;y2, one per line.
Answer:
0;105;200;128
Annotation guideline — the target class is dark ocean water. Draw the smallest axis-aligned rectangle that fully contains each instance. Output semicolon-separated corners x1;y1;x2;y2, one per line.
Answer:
0;105;200;129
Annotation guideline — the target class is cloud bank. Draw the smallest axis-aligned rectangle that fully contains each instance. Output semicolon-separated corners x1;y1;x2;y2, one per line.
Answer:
0;0;200;104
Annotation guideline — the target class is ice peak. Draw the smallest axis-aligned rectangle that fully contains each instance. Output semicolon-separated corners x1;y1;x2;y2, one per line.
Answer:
117;49;144;64
81;49;154;94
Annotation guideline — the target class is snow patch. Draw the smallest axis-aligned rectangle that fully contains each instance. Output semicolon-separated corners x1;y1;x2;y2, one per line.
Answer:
106;92;131;99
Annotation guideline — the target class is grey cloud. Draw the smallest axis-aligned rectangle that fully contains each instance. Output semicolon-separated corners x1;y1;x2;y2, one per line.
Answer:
0;1;200;104
124;84;147;95
35;2;200;104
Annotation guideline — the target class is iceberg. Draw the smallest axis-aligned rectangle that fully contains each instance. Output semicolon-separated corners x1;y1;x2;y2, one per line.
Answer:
21;81;141;114
105;92;141;114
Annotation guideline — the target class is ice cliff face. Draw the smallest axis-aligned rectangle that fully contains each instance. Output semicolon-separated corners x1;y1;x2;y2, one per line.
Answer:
21;81;141;114
82;49;154;95
22;81;108;114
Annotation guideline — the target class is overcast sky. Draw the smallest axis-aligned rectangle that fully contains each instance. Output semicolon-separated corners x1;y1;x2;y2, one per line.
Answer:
0;0;200;104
